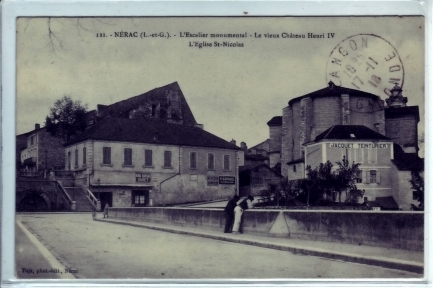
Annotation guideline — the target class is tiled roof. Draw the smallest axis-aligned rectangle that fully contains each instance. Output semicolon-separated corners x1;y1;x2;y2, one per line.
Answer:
65;117;240;150
367;196;399;210
267;116;282;126
288;84;381;106
245;154;269;161
313;125;391;142
239;163;283;177
98;82;197;125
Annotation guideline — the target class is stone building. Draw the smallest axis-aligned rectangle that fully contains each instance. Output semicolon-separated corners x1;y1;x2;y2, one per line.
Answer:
239;163;283;197
85;81;199;128
64;117;243;207
18;123;65;175
267;82;423;209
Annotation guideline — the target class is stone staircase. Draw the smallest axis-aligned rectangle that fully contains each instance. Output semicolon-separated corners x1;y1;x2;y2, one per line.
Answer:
64;187;95;212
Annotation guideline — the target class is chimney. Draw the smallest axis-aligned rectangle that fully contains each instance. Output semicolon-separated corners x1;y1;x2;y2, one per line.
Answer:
195;123;204;130
230;139;237;146
35;123;40;130
97;104;108;117
240;141;247;151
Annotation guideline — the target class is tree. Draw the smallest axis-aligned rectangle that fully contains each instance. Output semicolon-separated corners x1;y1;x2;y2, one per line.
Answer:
45;96;88;142
410;171;424;210
334;157;364;203
297;158;364;206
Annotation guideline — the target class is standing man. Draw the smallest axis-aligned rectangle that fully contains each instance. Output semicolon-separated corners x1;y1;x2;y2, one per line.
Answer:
232;195;254;234
223;195;239;233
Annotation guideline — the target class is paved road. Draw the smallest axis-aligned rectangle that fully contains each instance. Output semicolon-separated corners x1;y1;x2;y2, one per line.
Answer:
15;213;418;279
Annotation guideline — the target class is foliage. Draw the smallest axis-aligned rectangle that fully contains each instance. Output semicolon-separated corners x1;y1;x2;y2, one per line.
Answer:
334;157;364;203
294;158;364;206
45;96;88;141
278;178;303;206
410;171;424;210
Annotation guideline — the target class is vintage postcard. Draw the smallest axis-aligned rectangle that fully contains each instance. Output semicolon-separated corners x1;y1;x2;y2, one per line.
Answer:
13;16;425;282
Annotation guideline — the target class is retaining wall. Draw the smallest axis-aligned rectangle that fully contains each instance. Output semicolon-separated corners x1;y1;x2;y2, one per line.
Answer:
108;207;424;251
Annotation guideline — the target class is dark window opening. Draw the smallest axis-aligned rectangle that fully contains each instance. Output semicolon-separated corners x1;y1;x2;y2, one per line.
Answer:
103;147;111;165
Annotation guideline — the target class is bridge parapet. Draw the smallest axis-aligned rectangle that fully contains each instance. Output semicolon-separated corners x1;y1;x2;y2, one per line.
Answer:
108;207;424;251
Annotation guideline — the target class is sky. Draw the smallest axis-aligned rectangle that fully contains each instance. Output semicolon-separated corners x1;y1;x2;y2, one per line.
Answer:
16;17;424;150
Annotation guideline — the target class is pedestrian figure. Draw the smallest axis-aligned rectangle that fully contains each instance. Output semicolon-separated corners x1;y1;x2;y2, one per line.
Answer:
92;208;97;220
232;195;254;234
103;203;109;218
223;195;240;233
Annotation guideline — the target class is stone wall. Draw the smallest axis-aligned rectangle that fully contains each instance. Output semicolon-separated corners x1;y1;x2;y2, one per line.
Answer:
109;207;424;251
386;115;418;153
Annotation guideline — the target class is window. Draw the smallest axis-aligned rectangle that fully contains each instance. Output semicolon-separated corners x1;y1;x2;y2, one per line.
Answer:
355;170;362;183
370;170;377;183
83;147;87;165
293;165;297;172
354;148;363;163
413;191;417;201
30;136;34;145
368;146;377;164
74;149;78;167
223;155;230;170
124;148;133;166
68;151;71;170
208;153;215;170
190;152;197;169
103;147;111;165
132;190;149;207
164;151;172;168
144;149;153;167
135;195;145;204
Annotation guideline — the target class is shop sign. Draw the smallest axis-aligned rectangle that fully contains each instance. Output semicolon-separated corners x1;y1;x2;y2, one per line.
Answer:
136;173;151;183
329;143;388;149
207;176;218;186
117;191;128;198
219;176;235;185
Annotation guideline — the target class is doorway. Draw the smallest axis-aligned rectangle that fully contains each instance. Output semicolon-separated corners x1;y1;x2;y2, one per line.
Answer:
98;192;113;208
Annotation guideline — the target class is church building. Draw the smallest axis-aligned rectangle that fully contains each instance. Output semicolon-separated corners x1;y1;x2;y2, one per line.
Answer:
267;82;423;210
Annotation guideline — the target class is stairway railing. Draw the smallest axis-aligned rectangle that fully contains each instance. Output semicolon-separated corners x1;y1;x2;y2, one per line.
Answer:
86;188;99;210
55;181;73;209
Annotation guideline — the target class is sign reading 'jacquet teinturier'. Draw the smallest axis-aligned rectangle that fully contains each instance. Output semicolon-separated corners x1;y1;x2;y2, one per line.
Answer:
328;143;388;149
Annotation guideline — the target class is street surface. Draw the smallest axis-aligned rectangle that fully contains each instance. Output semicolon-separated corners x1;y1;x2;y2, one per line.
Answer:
15;213;418;279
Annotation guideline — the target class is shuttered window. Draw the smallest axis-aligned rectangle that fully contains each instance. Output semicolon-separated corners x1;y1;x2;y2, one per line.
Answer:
368;147;377;164
223;155;230;170
103;147;111;164
144;149;153;167
363;169;380;184
190;152;197;169
83;147;87;165
124;148;132;165
164;151;172;168
356;170;362;183
74;149;78;167
208;153;215;170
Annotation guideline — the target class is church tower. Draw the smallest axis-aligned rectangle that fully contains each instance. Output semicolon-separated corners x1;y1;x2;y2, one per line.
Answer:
384;85;420;154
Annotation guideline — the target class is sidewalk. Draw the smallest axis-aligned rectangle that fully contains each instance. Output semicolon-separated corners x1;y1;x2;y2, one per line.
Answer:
97;217;424;274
